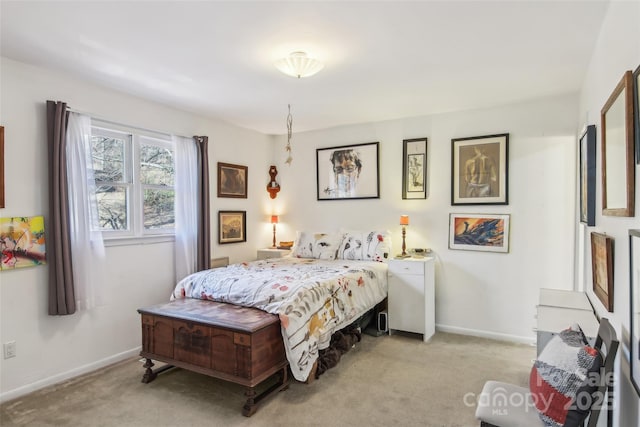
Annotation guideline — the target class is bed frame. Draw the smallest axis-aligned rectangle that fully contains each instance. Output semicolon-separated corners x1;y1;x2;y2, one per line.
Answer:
138;298;289;416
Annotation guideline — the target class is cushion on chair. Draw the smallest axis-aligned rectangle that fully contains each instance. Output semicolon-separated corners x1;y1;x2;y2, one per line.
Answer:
475;380;543;427
529;325;603;427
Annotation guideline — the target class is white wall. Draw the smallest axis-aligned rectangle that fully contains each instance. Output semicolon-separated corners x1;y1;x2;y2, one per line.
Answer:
577;1;640;426
0;58;272;401
273;93;578;343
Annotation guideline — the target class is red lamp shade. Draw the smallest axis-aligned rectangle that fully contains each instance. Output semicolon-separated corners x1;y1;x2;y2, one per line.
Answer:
399;215;409;226
271;215;279;224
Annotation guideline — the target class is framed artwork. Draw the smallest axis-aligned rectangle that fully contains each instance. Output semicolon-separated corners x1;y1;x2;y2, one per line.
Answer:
634;64;640;164
629;229;640;395
1;216;46;270
579;125;596;226
402;137;427;199
601;70;634;217
448;213;510;253
451;133;509;205
0;126;4;208
316;142;379;200
590;232;614;311
217;162;247;198
218;210;246;244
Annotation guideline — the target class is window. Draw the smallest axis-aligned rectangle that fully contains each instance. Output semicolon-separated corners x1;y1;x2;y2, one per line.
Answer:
91;123;175;239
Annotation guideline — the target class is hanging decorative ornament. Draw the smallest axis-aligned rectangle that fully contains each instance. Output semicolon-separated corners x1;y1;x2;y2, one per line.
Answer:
285;104;293;165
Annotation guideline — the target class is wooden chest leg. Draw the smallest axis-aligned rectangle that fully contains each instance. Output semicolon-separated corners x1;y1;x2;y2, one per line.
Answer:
241;366;290;417
141;358;157;383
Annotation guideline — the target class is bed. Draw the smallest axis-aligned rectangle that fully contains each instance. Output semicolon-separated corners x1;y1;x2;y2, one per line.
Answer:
138;230;390;415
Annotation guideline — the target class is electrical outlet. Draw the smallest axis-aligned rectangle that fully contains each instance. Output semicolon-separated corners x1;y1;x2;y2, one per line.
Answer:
3;341;16;359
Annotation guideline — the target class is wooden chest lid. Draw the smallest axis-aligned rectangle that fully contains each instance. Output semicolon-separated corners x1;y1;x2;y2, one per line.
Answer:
138;298;280;333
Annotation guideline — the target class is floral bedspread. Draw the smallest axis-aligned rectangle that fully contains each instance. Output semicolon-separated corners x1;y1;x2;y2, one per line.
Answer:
171;257;388;381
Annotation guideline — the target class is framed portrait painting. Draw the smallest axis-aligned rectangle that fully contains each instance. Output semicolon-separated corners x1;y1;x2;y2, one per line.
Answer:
448;213;510;253
402;137;427;199
591;232;614;311
218;210;246;244
630;229;640;395
451;133;508;205
579;125;596;226
217;162;247;198
316;142;379;200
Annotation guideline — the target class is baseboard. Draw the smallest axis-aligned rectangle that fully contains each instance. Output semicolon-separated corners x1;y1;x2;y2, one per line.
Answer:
436;324;535;346
0;347;141;404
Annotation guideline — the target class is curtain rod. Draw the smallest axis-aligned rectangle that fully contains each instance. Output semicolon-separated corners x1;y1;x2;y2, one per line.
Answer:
66;106;191;140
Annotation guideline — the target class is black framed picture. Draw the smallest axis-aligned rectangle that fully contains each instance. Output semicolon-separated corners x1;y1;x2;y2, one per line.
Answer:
316;142;380;200
579;125;596;226
402;137;427;199
218;210;246;244
633;64;640;164
451;133;509;205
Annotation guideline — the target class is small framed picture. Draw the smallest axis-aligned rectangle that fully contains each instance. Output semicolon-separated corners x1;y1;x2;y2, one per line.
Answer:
402;137;427;199
591;232;614;311
448;213;510;253
451;133;508;205
217;162;247;198
218;210;246;244
579;125;597;226
316;142;379;200
633;64;640;164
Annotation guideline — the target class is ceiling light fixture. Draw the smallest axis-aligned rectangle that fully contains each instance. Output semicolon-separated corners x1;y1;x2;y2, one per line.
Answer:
275;51;324;78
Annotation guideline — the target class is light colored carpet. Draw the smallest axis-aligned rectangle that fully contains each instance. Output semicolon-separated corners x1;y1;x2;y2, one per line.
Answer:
1;332;534;427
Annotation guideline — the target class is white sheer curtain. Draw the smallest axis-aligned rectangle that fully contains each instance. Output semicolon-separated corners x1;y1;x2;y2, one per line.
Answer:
66;112;106;310
174;135;199;282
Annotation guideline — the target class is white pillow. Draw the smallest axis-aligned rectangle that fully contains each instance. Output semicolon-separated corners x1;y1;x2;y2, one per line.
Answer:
337;230;392;262
291;231;343;260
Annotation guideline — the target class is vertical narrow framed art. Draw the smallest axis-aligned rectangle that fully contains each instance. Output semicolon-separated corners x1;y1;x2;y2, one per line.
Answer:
579;125;596;226
0;126;4;208
402;137;427;199
591;232;614;311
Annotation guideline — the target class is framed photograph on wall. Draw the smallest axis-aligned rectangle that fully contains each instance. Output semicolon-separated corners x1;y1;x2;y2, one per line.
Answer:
218;210;246;244
217;162;248;198
316;142;379;200
402;137;427;199
451;133;509;205
601;70;634;217
448;213;510;253
579;125;597;226
591;232;614;311
630;229;640;395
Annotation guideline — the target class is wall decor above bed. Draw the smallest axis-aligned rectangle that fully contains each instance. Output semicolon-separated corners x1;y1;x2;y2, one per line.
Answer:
402;137;427;199
316;142;379;200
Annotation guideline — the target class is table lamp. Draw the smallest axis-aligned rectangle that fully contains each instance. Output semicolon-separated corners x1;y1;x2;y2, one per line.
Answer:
398;215;410;258
271;215;278;248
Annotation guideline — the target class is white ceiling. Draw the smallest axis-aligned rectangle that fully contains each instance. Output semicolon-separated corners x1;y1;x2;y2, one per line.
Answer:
1;1;609;135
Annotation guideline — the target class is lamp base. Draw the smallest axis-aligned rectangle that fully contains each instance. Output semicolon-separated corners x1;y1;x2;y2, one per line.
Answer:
395;254;411;259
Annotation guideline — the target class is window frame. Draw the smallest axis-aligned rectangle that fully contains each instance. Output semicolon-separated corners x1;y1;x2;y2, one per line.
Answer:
91;121;175;242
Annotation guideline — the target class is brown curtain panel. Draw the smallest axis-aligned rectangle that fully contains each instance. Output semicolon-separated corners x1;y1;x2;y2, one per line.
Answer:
194;136;210;271
46;100;76;315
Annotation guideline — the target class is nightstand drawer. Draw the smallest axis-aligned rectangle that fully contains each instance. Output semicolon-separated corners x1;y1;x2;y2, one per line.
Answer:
389;259;424;275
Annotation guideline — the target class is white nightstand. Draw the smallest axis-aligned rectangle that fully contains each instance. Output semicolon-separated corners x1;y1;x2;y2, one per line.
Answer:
257;248;291;260
388;257;435;341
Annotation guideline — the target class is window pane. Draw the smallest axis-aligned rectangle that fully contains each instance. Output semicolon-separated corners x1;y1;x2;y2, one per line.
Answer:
96;186;128;230
91;135;125;182
144;189;175;229
140;144;174;186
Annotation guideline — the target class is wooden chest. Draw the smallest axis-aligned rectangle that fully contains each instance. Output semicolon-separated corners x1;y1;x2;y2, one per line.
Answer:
138;298;289;415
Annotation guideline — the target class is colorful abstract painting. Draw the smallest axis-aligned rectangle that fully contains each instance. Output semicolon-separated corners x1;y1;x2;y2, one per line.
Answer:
1;216;47;270
448;213;510;253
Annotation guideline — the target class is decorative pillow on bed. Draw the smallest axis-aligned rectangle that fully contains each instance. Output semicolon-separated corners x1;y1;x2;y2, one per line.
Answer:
291;231;343;260
337;230;391;262
529;324;603;427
